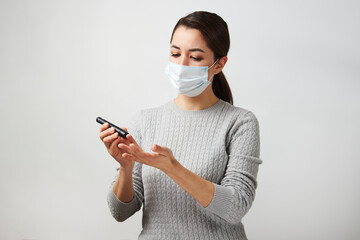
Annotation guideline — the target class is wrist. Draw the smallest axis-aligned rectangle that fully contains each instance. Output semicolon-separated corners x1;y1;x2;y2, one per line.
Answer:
119;164;133;175
163;157;181;176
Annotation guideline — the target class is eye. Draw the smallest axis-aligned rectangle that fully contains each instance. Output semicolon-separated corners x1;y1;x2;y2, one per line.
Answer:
191;56;202;61
171;53;180;58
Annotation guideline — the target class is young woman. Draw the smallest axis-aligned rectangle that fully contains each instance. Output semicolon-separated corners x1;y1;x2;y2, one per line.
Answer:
99;11;262;240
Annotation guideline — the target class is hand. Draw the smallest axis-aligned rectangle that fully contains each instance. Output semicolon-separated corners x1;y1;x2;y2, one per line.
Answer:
118;135;177;173
99;123;134;169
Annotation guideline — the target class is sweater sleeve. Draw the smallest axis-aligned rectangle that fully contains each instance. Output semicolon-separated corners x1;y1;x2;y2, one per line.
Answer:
107;111;144;222
204;111;262;224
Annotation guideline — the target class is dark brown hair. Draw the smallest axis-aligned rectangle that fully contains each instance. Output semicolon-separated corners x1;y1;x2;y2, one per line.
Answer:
170;11;233;105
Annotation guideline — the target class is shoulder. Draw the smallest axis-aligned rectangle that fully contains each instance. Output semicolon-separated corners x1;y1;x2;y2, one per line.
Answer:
223;103;261;157
220;101;260;141
221;101;259;125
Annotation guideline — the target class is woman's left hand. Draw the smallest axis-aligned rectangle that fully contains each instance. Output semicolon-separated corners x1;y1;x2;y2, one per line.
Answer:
118;134;177;173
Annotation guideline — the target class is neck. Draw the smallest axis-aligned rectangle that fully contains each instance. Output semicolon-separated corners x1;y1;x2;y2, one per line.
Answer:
174;86;220;111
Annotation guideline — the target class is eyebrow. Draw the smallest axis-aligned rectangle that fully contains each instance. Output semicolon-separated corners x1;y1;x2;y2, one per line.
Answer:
171;44;205;53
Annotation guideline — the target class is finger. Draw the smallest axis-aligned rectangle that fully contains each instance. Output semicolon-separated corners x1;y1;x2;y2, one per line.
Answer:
99;127;115;140
151;144;169;155
120;127;128;132
109;135;122;150
118;143;132;153
99;122;109;132
103;132;119;148
118;129;131;145
128;143;146;159
118;137;131;145
122;153;139;162
126;134;139;146
120;126;130;140
143;151;160;159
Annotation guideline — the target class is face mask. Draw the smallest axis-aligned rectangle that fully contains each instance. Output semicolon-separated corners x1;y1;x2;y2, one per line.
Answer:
165;60;218;97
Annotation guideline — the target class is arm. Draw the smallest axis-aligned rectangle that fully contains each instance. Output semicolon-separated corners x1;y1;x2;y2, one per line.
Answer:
112;166;134;203
165;160;215;207
207;111;262;223
118;138;215;207
102;111;144;222
118;111;262;224
107;162;144;222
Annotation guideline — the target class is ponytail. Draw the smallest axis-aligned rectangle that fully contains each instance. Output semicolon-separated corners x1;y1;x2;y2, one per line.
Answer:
212;72;233;105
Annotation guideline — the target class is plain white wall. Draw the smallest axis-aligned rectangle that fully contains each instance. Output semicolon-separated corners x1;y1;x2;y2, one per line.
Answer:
0;0;359;239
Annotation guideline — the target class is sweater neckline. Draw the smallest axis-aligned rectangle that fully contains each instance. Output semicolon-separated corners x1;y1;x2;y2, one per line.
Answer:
167;98;226;116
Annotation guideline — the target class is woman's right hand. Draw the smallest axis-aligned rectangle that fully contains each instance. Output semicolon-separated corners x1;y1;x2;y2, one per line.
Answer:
99;123;134;169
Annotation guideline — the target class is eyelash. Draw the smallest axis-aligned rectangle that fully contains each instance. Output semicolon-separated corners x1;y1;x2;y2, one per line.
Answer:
191;56;202;61
171;53;203;62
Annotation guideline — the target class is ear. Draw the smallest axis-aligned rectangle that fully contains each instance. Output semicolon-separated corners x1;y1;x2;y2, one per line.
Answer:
213;56;228;75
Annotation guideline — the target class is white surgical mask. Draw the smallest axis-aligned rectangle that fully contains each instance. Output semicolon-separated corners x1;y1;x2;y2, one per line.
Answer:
165;60;218;97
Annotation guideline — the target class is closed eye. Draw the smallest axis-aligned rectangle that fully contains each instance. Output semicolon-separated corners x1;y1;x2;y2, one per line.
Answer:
191;56;202;61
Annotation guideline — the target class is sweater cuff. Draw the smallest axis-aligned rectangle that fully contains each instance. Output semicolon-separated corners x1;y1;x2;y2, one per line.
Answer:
107;188;138;214
205;184;234;216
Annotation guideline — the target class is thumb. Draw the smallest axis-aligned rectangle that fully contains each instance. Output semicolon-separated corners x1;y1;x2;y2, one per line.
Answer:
151;144;169;155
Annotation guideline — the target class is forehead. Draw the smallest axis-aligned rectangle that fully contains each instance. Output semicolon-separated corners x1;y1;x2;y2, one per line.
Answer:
171;26;210;51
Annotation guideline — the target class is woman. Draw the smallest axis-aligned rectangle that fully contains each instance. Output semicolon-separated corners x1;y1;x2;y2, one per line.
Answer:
99;11;262;240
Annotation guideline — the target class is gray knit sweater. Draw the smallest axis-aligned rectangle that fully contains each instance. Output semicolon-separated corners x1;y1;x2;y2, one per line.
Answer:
107;99;262;240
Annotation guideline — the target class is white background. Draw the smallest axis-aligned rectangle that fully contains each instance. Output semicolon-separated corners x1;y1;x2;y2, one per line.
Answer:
0;0;359;239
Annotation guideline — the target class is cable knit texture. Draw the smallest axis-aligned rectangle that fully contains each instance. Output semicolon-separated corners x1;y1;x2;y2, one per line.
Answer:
107;99;262;240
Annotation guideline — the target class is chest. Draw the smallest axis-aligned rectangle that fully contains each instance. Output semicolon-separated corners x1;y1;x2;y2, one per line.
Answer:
141;114;230;183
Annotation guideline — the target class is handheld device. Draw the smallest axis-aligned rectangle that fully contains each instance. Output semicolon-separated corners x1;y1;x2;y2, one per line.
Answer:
96;117;128;138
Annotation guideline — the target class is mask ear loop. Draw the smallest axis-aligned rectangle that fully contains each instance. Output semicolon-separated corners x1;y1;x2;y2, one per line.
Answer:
208;59;219;69
208;59;219;81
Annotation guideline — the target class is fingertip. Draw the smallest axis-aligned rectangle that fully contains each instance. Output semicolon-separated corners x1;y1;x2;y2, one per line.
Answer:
126;134;135;142
100;122;109;132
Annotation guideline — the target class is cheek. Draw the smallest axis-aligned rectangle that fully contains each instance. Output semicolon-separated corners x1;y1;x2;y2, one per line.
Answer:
208;68;218;81
208;66;215;74
169;57;176;63
169;57;180;65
